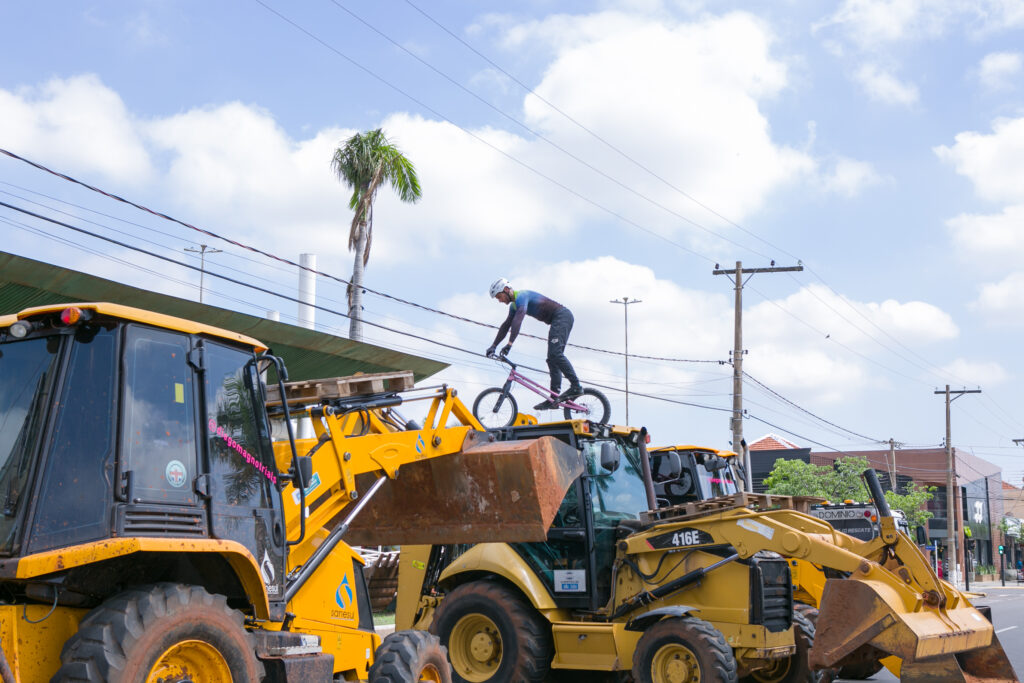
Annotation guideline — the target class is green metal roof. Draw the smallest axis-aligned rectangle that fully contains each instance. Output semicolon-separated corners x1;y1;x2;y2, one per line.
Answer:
0;251;447;382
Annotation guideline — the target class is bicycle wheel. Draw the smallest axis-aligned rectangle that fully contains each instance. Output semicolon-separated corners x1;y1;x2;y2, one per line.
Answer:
564;387;610;424
473;388;518;429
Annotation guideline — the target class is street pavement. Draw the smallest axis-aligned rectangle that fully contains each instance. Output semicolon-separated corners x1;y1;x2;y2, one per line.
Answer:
835;579;1024;682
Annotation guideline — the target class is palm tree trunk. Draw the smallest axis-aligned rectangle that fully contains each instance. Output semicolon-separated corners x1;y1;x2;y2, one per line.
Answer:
349;220;368;341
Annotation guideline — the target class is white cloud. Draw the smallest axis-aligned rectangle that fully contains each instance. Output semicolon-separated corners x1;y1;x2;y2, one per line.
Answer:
978;51;1023;90
939;358;1007;386
817;0;1024;48
505;11;818;227
821;157;884;196
854;64;919;105
935;116;1024;204
946;204;1024;261
974;271;1024;317
0;74;153;185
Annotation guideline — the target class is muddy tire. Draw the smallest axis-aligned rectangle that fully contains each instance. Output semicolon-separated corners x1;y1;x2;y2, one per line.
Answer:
632;617;737;683
51;583;263;683
743;610;820;683
370;630;452;683
429;580;552;683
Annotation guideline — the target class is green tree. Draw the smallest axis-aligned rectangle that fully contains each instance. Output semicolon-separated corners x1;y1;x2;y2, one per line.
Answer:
331;128;422;341
884;482;934;532
762;455;871;502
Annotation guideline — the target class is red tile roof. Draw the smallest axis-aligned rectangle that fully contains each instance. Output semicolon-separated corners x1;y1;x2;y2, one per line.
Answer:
749;433;800;451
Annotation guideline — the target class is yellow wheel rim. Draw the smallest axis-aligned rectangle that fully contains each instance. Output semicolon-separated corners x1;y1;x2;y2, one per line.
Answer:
750;657;792;683
147;639;231;683
448;614;503;682
651;642;701;683
418;662;444;682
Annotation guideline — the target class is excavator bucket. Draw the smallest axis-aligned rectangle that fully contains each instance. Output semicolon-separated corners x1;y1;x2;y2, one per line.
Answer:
343;434;583;546
810;579;1018;682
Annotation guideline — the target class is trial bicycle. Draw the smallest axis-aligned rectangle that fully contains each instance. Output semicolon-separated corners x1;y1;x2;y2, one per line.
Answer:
472;354;611;429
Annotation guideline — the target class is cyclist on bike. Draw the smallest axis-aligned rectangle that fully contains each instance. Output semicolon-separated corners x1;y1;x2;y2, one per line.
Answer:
486;278;582;411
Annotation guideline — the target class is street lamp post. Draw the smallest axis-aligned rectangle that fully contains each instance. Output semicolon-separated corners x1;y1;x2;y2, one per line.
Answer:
610;297;641;424
184;244;222;303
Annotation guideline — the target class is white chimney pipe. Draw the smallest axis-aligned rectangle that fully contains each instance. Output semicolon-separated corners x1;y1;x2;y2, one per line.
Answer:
298;253;316;330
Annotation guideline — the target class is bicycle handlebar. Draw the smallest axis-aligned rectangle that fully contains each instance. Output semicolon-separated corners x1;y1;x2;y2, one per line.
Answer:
486;352;516;369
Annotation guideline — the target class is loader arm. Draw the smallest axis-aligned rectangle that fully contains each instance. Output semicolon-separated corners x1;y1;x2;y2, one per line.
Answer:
627;492;1009;679
270;382;583;566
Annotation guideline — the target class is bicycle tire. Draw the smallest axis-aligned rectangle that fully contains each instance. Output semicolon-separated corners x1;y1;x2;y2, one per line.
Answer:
564;387;610;424
473;388;518;429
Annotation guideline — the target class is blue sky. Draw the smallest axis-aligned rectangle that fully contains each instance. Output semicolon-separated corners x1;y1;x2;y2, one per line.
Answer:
3;0;1024;483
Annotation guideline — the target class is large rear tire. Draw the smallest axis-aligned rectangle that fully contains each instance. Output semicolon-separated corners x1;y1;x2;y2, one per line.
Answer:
429;581;552;683
563;387;610;424
52;583;263;683
632;616;738;683
472;388;518;429
369;630;452;683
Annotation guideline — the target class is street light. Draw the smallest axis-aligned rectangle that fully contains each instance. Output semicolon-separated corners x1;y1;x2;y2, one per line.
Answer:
610;297;641;424
184;244;222;303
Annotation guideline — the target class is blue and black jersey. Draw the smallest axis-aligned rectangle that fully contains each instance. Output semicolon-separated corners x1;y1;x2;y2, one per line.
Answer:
491;290;565;346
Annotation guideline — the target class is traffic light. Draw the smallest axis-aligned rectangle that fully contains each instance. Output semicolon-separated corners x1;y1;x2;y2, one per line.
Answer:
999;544;1005;554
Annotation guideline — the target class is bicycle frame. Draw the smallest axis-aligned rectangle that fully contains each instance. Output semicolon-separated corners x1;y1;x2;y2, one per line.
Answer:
493;357;589;414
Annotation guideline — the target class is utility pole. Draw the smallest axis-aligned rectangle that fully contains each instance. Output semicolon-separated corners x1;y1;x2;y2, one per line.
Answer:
713;261;803;491
935;385;982;588
184;244;222;304
610;297;642;424
888;438;897;490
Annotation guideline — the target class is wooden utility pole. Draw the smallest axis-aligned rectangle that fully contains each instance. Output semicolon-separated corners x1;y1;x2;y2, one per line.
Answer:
713;261;803;491
610;297;642;424
935;385;982;587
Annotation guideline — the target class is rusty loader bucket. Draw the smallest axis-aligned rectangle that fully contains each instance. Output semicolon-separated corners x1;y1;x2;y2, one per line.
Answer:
344;435;583;546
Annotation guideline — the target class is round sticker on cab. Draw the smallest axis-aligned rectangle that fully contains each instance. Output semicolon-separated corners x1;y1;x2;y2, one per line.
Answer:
165;460;187;488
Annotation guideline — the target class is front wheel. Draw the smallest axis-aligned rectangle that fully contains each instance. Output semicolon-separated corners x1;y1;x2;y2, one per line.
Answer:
563;387;610;424
52;583;262;682
472;388;518;429
369;630;452;683
632;616;738;683
430;580;552;683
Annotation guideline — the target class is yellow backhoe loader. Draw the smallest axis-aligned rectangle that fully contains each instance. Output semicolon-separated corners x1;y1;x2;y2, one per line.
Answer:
398;421;1017;682
0;302;581;682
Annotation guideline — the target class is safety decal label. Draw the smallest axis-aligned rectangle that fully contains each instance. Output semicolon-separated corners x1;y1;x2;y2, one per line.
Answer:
291;472;322;505
165;460;187;488
554;569;586;592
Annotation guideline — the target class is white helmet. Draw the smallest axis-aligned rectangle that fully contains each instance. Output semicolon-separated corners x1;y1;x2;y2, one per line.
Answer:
489;278;510;298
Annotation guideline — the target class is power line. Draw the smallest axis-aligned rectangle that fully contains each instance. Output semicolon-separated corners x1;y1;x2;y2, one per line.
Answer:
0;147;720;365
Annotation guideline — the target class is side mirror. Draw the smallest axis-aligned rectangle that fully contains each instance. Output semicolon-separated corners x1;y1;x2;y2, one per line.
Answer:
703;454;728;472
652;452;682;482
600;442;620;473
915;525;927;546
294;454;314;489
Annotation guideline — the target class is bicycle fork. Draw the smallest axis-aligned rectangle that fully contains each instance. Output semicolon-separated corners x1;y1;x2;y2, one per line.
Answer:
490;378;515;414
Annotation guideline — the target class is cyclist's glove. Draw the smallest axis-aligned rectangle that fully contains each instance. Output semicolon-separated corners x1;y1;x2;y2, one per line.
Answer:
500;344;513;357
485;345;496;357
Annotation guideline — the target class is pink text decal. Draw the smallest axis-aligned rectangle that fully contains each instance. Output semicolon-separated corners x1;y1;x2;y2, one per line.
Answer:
208;418;277;485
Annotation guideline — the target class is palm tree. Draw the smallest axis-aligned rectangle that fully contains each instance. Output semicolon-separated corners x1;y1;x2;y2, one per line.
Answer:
331;129;422;341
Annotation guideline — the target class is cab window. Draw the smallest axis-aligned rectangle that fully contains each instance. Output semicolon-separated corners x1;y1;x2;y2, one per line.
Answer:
121;326;197;505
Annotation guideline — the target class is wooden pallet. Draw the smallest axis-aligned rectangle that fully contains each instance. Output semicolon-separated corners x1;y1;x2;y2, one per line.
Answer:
266;370;415;407
641;492;822;524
